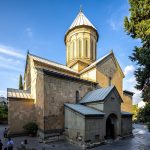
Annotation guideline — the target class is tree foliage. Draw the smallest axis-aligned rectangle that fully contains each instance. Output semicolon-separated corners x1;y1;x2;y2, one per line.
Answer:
124;0;150;102
132;105;139;121
137;103;150;123
0;105;8;119
19;74;23;90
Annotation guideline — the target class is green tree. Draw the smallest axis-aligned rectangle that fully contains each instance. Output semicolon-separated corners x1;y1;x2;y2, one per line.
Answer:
132;105;139;121
124;0;150;102
19;74;23;90
137;103;150;123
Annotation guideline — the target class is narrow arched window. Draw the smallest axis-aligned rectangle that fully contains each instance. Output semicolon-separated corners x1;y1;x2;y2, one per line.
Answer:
73;41;75;58
85;40;88;57
109;77;112;86
79;39;82;57
72;42;74;59
68;45;70;61
76;91;79;103
91;40;93;59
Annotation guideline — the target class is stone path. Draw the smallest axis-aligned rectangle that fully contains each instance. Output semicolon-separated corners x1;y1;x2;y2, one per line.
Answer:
0;124;150;150
93;124;150;150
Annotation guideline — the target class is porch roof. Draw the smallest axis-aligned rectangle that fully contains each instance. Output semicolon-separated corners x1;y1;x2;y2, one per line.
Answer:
65;103;105;116
7;88;32;99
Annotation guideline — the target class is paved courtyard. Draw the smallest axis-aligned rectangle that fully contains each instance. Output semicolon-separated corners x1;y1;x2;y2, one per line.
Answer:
0;124;150;150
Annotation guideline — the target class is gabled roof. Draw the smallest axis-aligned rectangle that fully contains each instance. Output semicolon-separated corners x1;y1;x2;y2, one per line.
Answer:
0;97;7;103
25;53;79;76
121;111;133;116
65;103;105;116
80;51;124;77
123;90;134;96
7;88;32;99
69;10;96;30
80;86;115;104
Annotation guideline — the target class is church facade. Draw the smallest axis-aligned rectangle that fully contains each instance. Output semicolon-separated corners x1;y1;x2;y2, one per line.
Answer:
7;10;133;143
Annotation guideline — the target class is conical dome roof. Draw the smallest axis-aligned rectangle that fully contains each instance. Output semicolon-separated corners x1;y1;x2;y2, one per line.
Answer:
65;10;98;43
69;10;96;30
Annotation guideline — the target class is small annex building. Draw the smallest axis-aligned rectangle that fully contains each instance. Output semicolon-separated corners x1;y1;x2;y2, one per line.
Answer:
7;9;133;144
65;86;132;143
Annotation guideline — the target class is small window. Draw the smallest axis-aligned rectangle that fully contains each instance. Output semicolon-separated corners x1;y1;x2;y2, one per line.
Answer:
76;91;79;103
111;97;115;101
109;77;112;86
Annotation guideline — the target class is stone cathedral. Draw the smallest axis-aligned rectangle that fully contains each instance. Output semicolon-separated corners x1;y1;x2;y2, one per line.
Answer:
7;10;133;144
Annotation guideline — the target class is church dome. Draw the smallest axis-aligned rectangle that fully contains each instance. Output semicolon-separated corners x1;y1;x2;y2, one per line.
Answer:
65;10;99;44
65;10;99;72
69;10;96;30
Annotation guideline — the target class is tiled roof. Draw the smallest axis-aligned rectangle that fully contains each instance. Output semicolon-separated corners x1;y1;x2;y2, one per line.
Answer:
80;86;114;104
0;97;7;103
65;103;105;116
28;53;78;75
7;88;32;99
69;11;96;30
121;111;133;116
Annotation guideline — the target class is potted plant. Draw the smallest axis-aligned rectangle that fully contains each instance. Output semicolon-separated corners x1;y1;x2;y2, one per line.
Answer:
23;122;38;136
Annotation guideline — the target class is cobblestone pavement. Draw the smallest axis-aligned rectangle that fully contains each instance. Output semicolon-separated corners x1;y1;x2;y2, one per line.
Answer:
0;124;150;150
93;124;150;150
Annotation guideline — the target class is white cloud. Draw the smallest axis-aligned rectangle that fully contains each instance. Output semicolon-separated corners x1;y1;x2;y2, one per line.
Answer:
0;51;24;71
109;20;118;31
126;76;136;84
124;65;135;75
0;63;23;72
0;45;25;59
124;75;142;105
25;27;33;38
132;88;142;105
0;90;7;97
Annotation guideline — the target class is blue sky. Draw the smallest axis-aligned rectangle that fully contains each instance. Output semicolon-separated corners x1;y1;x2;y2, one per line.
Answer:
0;0;142;104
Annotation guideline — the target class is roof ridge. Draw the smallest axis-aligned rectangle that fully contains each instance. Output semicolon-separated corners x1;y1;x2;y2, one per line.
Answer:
28;53;66;67
28;53;78;74
80;85;115;104
79;51;113;74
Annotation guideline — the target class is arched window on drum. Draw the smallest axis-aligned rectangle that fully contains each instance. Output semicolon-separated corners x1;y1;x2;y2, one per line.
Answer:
76;90;79;103
78;39;82;58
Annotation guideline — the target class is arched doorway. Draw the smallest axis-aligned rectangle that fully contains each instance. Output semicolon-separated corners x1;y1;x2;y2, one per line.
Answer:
106;113;117;139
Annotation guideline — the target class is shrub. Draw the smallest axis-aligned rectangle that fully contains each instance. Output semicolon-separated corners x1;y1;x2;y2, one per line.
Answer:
0;105;8;120
23;122;38;136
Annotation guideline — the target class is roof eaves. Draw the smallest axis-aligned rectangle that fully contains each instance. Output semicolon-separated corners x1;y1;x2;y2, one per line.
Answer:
64;104;105;117
29;53;79;75
123;90;134;96
43;69;97;85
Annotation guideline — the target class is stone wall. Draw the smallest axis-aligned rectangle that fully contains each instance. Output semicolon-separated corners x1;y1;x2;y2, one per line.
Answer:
121;116;132;136
85;117;105;142
43;73;95;133
96;56;123;98
8;98;35;135
122;93;132;113
34;69;45;136
65;107;85;141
